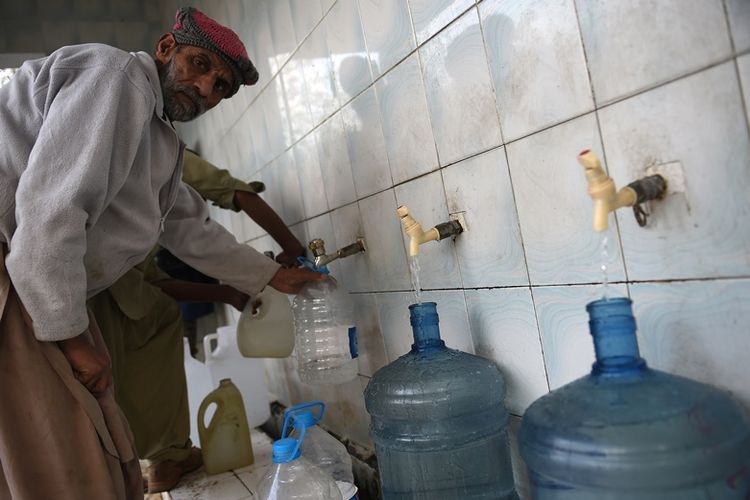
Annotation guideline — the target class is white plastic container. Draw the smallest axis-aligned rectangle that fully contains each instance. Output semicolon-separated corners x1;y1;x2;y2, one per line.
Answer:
292;276;358;385
237;287;295;358
256;436;343;500
284;402;354;483
183;338;214;447
204;325;270;428
198;379;254;474
336;481;359;500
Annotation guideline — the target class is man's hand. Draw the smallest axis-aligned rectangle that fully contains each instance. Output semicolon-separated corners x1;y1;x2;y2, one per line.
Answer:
228;288;251;311
58;333;112;395
275;247;304;268
268;267;326;294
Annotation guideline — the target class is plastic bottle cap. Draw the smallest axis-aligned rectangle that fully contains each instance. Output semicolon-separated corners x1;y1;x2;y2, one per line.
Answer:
272;437;301;463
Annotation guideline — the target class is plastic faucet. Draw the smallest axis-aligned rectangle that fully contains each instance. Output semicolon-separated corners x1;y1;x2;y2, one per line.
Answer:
397;205;463;257
578;149;667;231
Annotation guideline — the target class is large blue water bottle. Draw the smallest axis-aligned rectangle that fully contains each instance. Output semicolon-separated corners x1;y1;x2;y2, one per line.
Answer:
519;297;750;499
364;302;517;499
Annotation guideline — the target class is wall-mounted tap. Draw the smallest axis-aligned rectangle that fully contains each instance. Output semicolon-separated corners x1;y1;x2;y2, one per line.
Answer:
308;238;366;269
578;149;667;231
397;205;463;257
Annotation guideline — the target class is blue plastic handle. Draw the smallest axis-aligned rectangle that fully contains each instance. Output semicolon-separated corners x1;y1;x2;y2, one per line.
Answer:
282;401;325;439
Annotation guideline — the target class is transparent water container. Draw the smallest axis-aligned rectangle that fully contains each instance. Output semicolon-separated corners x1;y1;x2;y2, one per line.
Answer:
237;287;295;358
283;401;354;483
519;297;750;499
204;325;270;427
256;431;343;500
364;302;517;499
183;338;214;447
198;379;254;474
292;271;358;385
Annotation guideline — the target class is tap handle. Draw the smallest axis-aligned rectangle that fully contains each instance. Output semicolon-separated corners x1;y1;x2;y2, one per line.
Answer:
308;238;326;257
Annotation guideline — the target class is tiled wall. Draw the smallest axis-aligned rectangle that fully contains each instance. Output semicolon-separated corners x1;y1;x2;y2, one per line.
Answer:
177;0;750;495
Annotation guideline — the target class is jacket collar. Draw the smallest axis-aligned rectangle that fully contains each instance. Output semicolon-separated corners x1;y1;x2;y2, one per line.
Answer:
130;51;168;123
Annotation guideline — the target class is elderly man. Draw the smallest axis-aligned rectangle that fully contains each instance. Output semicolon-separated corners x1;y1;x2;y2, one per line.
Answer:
0;7;321;500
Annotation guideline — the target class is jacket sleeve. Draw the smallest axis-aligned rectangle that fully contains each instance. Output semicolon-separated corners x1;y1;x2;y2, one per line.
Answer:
6;62;151;341
158;182;280;297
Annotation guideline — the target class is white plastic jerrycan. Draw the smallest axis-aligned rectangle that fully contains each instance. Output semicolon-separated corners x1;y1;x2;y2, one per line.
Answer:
183;338;213;447
204;325;270;428
198;378;254;474
237;287;294;358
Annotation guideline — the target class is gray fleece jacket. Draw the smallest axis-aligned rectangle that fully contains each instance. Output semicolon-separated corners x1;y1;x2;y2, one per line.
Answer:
0;44;280;342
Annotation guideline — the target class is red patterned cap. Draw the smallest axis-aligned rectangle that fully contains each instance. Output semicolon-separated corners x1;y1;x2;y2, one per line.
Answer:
172;7;258;95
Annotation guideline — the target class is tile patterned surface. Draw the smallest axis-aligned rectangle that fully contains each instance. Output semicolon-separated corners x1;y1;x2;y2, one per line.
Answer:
576;0;732;104
280;55;313;143
359;0;417;79
325;0;373;107
329;203;373;293
359;189;411;291
299;22;339;127
480;0;594;141
292;132;328;219
314;114;357;210
408;0;476;45
631;279;750;410
726;0;750;52
267;0;297;72
341;87;393;198
507;113;627;286
351;293;387;377
394;171;462;290
375;53;439;185
737;54;750;137
532;283;628;390
277;148;304;226
289;0;323;44
377;290;475;363
465;288;548;415
419;8;503;166
442;147;528;288
599;63;750;281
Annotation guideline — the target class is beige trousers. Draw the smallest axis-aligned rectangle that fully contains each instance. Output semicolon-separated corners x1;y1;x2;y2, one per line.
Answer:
0;249;143;500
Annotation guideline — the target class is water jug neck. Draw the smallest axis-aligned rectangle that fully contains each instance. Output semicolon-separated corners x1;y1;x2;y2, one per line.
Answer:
587;298;646;375
409;302;445;352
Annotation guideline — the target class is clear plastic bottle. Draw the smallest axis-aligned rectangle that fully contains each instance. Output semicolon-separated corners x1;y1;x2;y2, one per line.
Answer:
283;402;354;484
519;297;750;499
292;270;358;385
183;338;214;447
364;302;517;500
204;325;270;427
256;433;343;500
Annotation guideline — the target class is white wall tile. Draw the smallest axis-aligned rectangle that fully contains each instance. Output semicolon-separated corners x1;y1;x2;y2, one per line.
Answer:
532;283;628;390
341;87;393;198
376;290;474;362
326;0;373;106
408;0;475;45
352;294;387;377
738;54;750;128
320;0;336;14
507;113;627;286
293;132;329;219
277;148;304;226
375;53;439;185
330;203;373;293
442;147;528;288
299;22;339;126
249;7;278;84
290;0;324;44
394;171;462;290
359;0;417;78
280;55;314;143
260;81;292;155
465;288;548;415
359;189;411;291
599;63;750;281
726;0;750;52
419;8;503;166
631;279;750;411
315;114;358;209
480;0;593;141
268;0;298;71
576;0;732;105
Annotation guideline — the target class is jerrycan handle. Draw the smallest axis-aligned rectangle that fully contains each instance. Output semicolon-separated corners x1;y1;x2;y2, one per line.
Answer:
203;333;218;362
197;385;222;443
282;401;325;439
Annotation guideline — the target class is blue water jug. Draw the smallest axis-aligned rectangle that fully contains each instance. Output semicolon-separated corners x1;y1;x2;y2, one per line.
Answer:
364;302;517;499
519;297;750;499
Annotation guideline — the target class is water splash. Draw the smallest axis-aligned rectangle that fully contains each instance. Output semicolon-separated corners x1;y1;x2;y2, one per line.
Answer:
409;256;422;304
600;234;610;300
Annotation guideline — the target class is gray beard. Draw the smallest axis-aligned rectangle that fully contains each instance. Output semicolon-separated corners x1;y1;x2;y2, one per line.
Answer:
160;59;209;122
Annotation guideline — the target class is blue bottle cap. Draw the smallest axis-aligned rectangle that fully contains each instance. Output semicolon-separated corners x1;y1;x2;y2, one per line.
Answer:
272;437;301;463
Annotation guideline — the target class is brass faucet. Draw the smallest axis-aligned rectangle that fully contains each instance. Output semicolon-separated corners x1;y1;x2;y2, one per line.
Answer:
397;205;463;257
308;238;366;269
578;149;667;231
